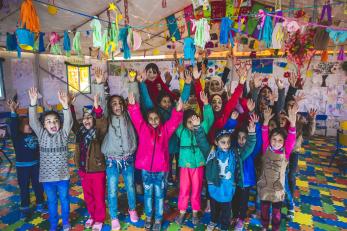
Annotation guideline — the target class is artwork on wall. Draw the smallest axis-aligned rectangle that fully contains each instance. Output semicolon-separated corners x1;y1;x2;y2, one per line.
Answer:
66;62;91;94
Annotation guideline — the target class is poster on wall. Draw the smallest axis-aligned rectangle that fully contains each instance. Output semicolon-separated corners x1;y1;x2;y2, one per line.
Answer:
326;85;345;116
11;59;35;107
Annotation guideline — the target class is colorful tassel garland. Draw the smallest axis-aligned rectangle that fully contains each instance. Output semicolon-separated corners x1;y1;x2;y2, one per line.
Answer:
119;27;131;59
337;46;345;61
219;17;234;46
18;0;40;32
38;32;45;52
90;18;103;48
193;18;210;48
73;32;81;55
63;31;71;56
101;29;109;54
184;37;196;63
49;32;61;55
321;50;328;62
258;13;273;48
6;32;17;51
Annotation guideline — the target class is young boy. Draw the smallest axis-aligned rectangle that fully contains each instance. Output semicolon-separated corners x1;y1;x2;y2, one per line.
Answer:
28;87;73;231
7;99;45;219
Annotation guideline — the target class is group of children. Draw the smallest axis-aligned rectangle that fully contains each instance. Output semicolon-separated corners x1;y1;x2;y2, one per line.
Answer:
7;51;317;231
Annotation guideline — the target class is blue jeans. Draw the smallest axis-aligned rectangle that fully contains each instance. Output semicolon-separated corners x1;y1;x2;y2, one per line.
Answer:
285;170;294;211
106;157;136;219
142;170;165;221
43;180;70;231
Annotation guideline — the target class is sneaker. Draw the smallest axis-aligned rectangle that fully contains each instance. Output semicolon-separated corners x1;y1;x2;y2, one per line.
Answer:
36;204;48;214
205;200;211;213
63;224;71;231
85;218;94;228
206;221;217;231
192;212;199;225
234;219;244;231
92;222;103;231
175;213;186;225
167;178;175;186
111;219;121;231
152;220;162;231
129;209;139;222
144;217;152;230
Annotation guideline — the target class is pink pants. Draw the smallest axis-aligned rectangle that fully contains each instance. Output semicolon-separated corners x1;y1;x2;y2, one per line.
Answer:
78;170;106;222
178;166;204;211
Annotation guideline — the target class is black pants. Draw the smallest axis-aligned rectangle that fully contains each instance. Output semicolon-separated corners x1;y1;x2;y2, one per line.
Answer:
210;197;232;230
168;153;179;181
288;152;299;195
16;164;44;208
232;186;251;220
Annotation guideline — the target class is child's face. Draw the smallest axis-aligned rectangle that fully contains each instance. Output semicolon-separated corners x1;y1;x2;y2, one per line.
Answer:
44;114;60;134
148;112;160;128
210;80;222;92
146;68;158;81
270;133;284;150
185;116;196;131
279;113;287;128
160;96;172;110
82;114;94;130
260;88;271;99
111;97;124;116
269;119;277;132
216;135;231;152
237;131;247;147
211;95;222;112
22;124;33;134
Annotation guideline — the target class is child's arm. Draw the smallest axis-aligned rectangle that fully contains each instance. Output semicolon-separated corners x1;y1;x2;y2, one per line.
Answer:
70;104;80;135
7;99;20;138
139;82;155;110
164;99;184;137
240;114;258;160
251;122;263;158
223;111;239;130
193;116;212;159
127;92;145;133
127;71;140;103
284;75;298;107
28;87;44;136
274;77;285;114
284;105;298;159
58;92;73;136
302;108;317;138
262;107;274;154
181;80;192;103
201;101;214;133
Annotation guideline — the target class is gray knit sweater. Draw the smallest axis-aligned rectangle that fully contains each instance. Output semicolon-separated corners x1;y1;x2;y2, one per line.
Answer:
29;106;73;182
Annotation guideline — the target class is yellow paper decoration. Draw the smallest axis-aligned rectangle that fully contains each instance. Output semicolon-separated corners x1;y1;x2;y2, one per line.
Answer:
56;104;63;111
47;5;58;15
306;70;313;78
37;106;43;113
108;3;116;11
152;48;160;55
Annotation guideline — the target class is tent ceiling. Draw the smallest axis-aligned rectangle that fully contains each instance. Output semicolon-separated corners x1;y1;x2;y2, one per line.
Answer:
0;0;346;57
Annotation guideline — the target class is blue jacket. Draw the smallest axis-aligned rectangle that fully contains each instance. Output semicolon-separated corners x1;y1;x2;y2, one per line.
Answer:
8;113;39;167
224;119;262;187
139;82;191;155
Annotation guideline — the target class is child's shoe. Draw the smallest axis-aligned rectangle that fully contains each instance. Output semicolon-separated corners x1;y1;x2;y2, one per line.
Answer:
62;224;71;231
205;200;211;213
152;220;162;231
175;212;186;225
234;219;244;231
144;217;152;230
129;209;139;222
85;218;94;228
111;219;121;231
35;204;48;214
92;222;103;231
192;212;199;225
206;221;217;231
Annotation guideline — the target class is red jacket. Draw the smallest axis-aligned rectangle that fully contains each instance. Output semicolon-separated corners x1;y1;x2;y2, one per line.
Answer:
145;75;178;105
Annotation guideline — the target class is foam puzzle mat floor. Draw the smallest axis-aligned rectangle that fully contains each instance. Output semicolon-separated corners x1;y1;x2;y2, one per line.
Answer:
0;136;346;230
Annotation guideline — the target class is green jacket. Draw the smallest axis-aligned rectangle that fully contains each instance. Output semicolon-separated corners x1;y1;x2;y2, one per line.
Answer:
176;104;214;168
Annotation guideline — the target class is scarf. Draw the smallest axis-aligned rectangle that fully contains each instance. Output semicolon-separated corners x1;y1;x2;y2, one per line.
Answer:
77;126;96;147
208;76;225;96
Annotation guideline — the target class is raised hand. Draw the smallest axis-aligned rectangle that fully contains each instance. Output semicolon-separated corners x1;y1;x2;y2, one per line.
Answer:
28;87;38;106
309;108;317;118
263;107;274;125
275;77;284;90
253;73;263;88
197;49;204;63
128;69;137;82
286;104;298;127
248;116;256;133
231;111;239;120
176;98;183;112
288;72;297;88
67;92;76;106
226;52;234;68
58;91;69;109
293;92;305;103
200;91;209;105
7;99;19;113
247;98;256;112
94;67;105;84
250;113;259;123
192;65;201;80
191;115;201;127
93;93;100;108
128;92;135;105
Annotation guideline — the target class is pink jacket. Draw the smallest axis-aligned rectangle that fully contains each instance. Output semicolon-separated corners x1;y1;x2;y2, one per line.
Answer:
128;103;183;172
262;125;296;160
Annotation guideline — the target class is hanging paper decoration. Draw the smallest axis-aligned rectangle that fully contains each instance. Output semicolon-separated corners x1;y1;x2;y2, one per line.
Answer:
225;0;236;19
252;59;274;73
18;0;40;33
184;37;196;63
193;18;210;48
219;17;234;46
38;32;45;52
127;30;142;51
184;5;195;35
16;28;34;51
73;32;81;55
211;0;225;23
321;50;328;62
49;32;61;55
6;32;17;51
337;46;345;61
152;48;160;55
101;29;108;54
313;3;332;50
63;31;71;56
166;14;181;41
272;10;284;49
47;0;58;15
119;27;131;59
247;2;274;39
90;18;103;48
257;9;273;48
327;29;347;44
